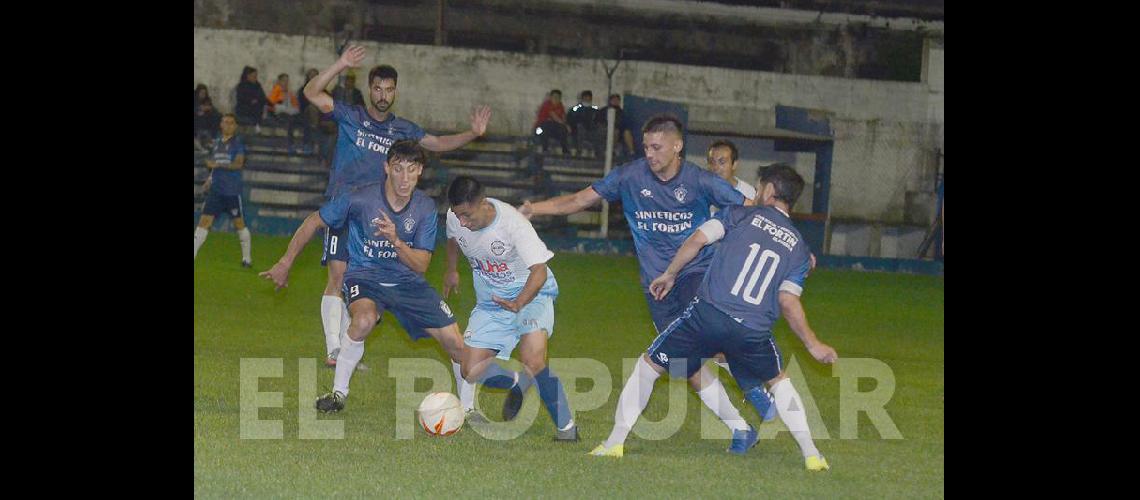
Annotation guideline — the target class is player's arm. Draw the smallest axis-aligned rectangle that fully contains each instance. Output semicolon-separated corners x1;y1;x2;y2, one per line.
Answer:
492;263;547;313
372;211;432;274
518;186;602;218
392;238;432;274
259;211;328;290
648;224;716;300
778;291;837;364
303;45;365;114
419;105;492;152
443;237;461;298
218;154;245;171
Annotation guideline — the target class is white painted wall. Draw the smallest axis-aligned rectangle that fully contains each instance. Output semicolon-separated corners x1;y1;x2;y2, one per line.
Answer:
194;28;943;223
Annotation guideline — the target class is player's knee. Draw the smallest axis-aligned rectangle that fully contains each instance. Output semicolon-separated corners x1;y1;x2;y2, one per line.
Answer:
350;312;377;332
519;344;547;374
460;362;480;382
521;356;546;375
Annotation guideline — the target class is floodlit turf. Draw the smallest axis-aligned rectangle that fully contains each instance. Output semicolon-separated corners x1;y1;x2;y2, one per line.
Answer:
195;232;944;498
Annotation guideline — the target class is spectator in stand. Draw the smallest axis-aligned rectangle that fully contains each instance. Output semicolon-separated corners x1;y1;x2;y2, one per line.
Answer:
269;73;303;154
194;97;222;153
567;90;600;157
533;89;570;155
235;66;268;133
195;84;210;114
331;73;365;107
596;93;635;160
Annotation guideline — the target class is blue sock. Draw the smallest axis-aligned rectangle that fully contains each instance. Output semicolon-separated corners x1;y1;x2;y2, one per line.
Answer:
744;385;777;422
476;362;517;390
533;367;573;429
515;371;535;394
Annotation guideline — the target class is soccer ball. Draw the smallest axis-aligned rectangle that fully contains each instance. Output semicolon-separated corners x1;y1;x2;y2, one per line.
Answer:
417;392;464;436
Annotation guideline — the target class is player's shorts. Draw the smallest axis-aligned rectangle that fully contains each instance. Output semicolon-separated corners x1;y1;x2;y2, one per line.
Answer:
321;224;349;266
463;294;556;361
201;191;244;219
646;296;783;390
342;278;456;340
644;271;705;333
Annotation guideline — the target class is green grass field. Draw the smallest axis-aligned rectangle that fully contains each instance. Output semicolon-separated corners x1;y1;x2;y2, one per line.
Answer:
195;232;944;498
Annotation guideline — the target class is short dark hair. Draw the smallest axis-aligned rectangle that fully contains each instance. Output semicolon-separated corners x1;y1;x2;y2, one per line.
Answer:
708;140;738;164
609;93;620;101
221;112;237;121
387;140;427;167
550;89;562;97
758;163;805;207
368;65;399;85
447;175;485;206
580;90;593;100
641;114;684;137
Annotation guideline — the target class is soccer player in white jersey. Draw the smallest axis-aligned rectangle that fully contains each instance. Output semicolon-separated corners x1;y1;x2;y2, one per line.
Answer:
443;176;579;441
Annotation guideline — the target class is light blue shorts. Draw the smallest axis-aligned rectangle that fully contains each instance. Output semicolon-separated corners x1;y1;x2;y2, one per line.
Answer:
463;294;556;360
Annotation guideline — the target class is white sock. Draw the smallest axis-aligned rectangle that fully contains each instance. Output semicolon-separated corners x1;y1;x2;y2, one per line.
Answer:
237;227;252;262
696;377;749;433
320;295;344;356
715;360;732;375
604;357;661;448
339;299;351;349
770;378;820;458
452;361;476;411
194;227;208;258
332;336;365;396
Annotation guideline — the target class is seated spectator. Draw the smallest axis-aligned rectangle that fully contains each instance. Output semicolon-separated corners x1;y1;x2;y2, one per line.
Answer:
194;97;222;153
330;73;365;107
298;68;322;156
567;90;601;157
595;93;635;159
533;89;570;155
195;84;210;114
269;73;303;154
234;66;268;132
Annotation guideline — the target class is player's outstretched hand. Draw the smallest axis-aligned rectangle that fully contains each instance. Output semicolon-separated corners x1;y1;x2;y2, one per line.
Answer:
491;294;520;313
339;45;366;68
372;211;398;243
470;105;491;136
259;262;291;291
517;200;534;219
649;273;676;301
443;270;461;298
807;342;838;364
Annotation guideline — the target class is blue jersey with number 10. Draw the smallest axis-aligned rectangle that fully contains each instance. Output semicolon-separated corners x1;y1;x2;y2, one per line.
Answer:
697;204;811;333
